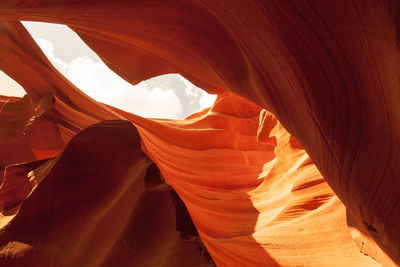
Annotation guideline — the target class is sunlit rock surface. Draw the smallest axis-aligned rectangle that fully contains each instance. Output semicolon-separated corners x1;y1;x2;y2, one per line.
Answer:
0;1;399;266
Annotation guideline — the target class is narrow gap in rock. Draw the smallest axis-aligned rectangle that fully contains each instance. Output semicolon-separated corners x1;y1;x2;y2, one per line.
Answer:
363;221;378;233
144;161;216;265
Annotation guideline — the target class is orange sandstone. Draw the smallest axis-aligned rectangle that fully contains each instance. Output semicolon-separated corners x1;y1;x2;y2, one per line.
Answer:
0;1;399;266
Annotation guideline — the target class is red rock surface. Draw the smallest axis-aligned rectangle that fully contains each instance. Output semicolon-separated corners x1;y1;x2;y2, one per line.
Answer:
0;1;399;266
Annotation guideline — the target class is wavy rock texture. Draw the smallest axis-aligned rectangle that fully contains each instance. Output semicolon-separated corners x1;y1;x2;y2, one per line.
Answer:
0;1;399;266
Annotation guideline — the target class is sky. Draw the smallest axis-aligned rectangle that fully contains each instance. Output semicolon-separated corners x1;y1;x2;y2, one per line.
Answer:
0;22;216;119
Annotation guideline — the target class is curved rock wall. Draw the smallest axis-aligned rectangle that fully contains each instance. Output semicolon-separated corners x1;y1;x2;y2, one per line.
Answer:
0;1;398;266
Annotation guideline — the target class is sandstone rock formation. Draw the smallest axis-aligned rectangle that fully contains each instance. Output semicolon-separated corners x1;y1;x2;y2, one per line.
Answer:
0;1;399;266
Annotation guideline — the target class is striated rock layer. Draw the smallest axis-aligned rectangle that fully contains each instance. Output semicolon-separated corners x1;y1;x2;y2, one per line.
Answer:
0;1;399;266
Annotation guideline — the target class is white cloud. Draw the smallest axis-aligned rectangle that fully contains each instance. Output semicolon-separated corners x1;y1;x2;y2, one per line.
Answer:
35;38;67;74
178;74;200;97
66;56;184;119
34;38;184;119
2;23;217;119
199;93;217;110
177;74;217;111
